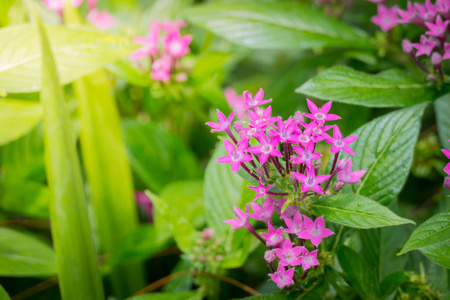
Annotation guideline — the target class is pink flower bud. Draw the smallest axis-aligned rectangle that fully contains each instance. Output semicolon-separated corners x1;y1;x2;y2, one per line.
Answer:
202;228;214;240
264;249;276;262
444;177;450;191
175;72;188;82
431;52;443;66
402;39;413;53
293;111;304;126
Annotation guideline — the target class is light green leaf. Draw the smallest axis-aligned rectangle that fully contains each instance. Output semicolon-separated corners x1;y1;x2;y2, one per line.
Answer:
74;70;145;296
127;291;197;300
349;103;427;205
34;7;104;299
0;24;137;93
310;193;414;229
106;60;150;87
435;93;450;149
0;228;56;277
296;66;435;107
399;209;450;255
0;99;42;146
186;2;372;50
420;241;450;269
0;284;10;300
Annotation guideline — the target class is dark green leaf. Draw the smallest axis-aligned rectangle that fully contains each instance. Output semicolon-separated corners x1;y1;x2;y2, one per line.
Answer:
296;66;435;107
311;193;414;228
186;2;372;50
0;284;10;300
435;92;450;149
0;228;56;277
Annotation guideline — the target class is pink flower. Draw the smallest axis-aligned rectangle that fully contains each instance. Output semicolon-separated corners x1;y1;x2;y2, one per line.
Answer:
87;9;115;30
425;15;450;37
206;109;235;133
164;31;192;58
300;248;319;270
135;191;153;223
325;125;358;155
247;106;279;130
443;148;450;175
292;167;330;194
303;99;340;125
216;139;253;173
248;179;275;202
397;2;418;24
298;216;334;246
337;157;366;184
284;211;303;236
371;5;399;31
150;54;173;81
413;35;436;56
130;22;161;60
443;43;450;59
307;121;333;139
243;89;272;109
414;0;437;22
247;133;282;165
202;228;214;240
268;265;294;288
275;197;296;219
270;118;298;143
260;224;284;247
224;205;252;230
436;0;450;17
292;141;322;168
275;238;303;267
161;20;187;33
247;197;275;225
42;0;83;12
224;88;247;119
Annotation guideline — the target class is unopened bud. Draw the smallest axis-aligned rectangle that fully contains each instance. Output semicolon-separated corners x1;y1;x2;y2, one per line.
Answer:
234;121;243;134
431;52;442;66
264;250;276;262
293;111;304;126
175;72;188;82
402;39;413;53
444;177;450;191
202;228;214;240
333;181;345;193
314;158;322;174
427;74;436;81
336;158;349;171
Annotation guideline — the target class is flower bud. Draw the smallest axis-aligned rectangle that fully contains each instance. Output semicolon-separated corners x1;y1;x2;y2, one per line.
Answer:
336;158;349;171
314;158;322;174
175;72;188;82
202;228;214;240
444;177;450;191
431;52;442;66
402;39;413;53
333;181;345;193
234;121;243;134
427;74;436;81
293;111;304;126
264;250;276;262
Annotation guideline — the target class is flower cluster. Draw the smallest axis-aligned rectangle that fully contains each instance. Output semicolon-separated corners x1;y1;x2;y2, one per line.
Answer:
42;0;115;29
443;141;450;190
186;229;224;273
368;0;450;82
207;89;366;288
130;21;192;82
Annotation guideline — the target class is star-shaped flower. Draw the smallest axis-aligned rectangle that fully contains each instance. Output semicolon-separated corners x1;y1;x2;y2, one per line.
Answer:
223;205;251;231
298;215;334;247
325;125;358;156
247;197;275;225
244;89;272;109
303;100;340;125
275;238;303;267
425;15;450;37
413;35;436;57
300;248;319;270
292;141;322;168
292;167;330;194
248;179;275;202
260;224;284;247
337;157;366;184
284;211;303;236
268;265;294;288
206;109;235;133
247;133;282;165
216;139;253;173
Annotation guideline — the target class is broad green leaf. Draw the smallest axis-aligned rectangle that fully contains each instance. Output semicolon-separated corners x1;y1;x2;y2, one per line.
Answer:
35;8;104;299
74;70;145;296
106;60;150;87
123;120;202;193
0;99;42;145
420;241;450;268
0;24;137;93
310;193;414;229
349;103;427;205
399;209;450;255
0;285;10;300
435;93;450;149
186;2;372;50
0;228;56;277
127;291;197;300
296;66;435;107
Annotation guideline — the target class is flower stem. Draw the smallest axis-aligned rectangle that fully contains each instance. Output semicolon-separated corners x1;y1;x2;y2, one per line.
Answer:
323;153;339;192
284;142;290;174
240;162;259;181
271;157;285;177
225;128;238;144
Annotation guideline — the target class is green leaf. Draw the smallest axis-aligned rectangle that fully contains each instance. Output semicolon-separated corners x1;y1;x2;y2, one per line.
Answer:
399;209;450;255
74;70;145;296
0;24;137;93
379;271;410;298
106;60;150;87
0;284;10;300
435;93;450;149
0;99;42;146
186;2;372;51
123;120;202;193
34;7;104;299
420;241;450;269
0;228;56;277
348;103;427;205
296;66;435;107
310;193;414;229
127;291;197;300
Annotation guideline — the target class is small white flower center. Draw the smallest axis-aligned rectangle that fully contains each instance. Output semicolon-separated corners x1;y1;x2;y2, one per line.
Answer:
305;176;315;187
231;150;242;162
270;235;279;243
303;256;313;265
220;121;230;130
280;129;290;140
312;127;322;134
261;144;272;154
259;187;265;194
334;140;345;148
283;251;294;262
299;134;310;143
302;151;312;161
310;227;321;237
292;224;302;232
169;41;183;54
248;128;257;136
314;112;325;120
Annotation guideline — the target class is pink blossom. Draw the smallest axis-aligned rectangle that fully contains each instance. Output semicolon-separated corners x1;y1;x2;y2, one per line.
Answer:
247;106;279;130
397;2;422;25
243;89;272;109
443;43;450;59
296;125;315;146
202;228;214;240
307;121;333;139
87;0;97;10
206;109;235;133
247;133;282;165
42;0;84;11
248;179;275;202
371;5;399;31
268;265;294;288
303;99;340;125
87;9;115;30
260;224;284;247
161;20;187;33
151;54;173;81
275;238;303;267
292;141;322;168
270;118;298;143
292;167;330;194
436;0;450;18
325;125;357;155
443;148;450;175
275;197;296;219
130;22;161;60
135;191;153;223
224;88;247;119
300;248;319;270
425;15;450;37
298;216;334;246
337;157;366;184
415;0;437;22
216;139;253;173
283;211;303;236
413;35;436;56
164;31;192;58
247;197;275;225
224;205;251;230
